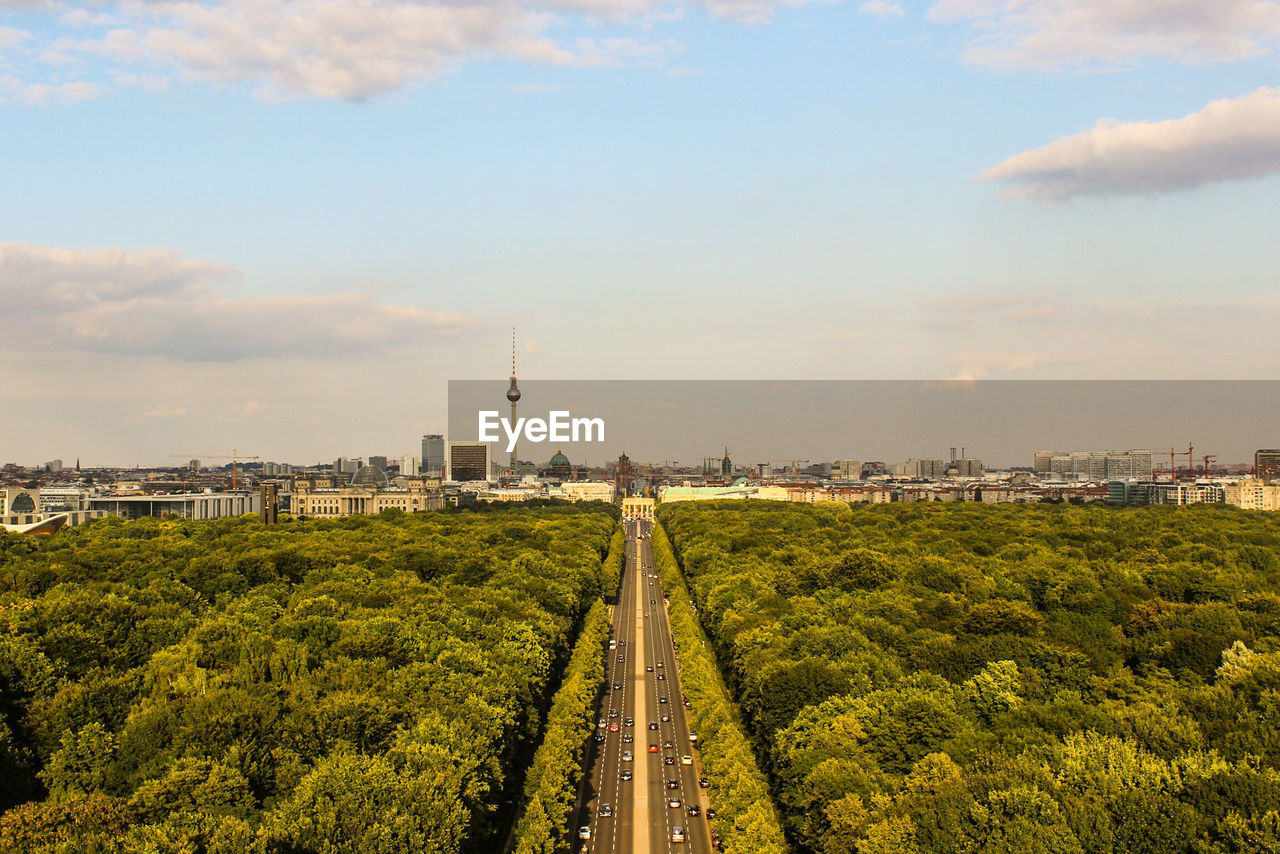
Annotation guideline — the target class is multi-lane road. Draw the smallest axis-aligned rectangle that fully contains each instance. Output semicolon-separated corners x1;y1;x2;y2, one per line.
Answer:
571;519;719;853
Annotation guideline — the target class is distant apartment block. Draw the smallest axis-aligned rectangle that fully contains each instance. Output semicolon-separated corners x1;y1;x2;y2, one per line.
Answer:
832;459;862;480
1223;479;1280;511
1048;449;1151;481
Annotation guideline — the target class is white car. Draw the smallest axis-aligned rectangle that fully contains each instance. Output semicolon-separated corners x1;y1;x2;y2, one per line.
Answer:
622;750;633;761
578;826;591;840
671;826;686;843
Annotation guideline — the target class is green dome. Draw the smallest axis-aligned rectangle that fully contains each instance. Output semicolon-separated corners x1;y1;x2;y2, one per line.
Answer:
548;448;571;468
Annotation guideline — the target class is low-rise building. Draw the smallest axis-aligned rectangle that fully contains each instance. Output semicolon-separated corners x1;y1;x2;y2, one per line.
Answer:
89;491;260;520
1223;479;1280;511
292;473;443;516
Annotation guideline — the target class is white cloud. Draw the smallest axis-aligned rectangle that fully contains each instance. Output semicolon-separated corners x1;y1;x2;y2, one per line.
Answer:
0;242;478;360
858;0;903;17
0;75;100;105
1;0;834;101
928;0;1280;70
981;87;1280;199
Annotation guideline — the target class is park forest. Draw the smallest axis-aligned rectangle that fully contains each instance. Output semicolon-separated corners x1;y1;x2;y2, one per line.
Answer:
0;504;618;853
658;501;1280;854
3;499;1280;854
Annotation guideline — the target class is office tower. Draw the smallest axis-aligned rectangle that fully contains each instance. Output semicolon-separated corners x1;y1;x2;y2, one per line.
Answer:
422;434;445;477
447;442;491;482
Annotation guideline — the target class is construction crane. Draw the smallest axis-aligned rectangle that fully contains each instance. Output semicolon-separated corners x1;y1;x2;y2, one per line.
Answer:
1202;454;1217;478
1182;443;1195;483
170;449;260;489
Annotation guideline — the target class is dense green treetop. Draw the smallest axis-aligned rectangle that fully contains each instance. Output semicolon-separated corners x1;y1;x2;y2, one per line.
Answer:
658;501;1280;854
0;505;616;854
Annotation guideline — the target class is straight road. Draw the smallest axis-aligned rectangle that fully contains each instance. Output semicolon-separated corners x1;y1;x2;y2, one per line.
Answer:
572;519;718;853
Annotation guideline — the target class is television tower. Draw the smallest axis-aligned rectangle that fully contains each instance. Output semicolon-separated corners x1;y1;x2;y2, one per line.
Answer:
507;327;521;477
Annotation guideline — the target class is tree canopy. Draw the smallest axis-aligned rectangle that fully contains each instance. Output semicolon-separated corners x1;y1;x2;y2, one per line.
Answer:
0;504;616;854
658;501;1280;854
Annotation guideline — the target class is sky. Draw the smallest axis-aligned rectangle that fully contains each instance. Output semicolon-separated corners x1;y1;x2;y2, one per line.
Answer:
3;0;1280;466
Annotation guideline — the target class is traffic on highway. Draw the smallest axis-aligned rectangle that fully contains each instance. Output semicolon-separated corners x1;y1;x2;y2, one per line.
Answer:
572;519;720;853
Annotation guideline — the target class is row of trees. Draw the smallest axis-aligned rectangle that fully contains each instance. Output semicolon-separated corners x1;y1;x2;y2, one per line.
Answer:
509;598;611;854
0;504;618;853
658;501;1280;854
650;523;790;854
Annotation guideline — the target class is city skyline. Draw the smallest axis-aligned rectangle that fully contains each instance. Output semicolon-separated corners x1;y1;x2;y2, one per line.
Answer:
5;1;1280;461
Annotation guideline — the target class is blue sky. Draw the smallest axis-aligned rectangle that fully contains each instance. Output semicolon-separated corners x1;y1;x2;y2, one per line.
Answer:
3;0;1280;465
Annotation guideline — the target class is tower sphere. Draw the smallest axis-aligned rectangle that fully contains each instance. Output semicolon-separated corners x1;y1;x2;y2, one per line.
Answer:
507;378;521;403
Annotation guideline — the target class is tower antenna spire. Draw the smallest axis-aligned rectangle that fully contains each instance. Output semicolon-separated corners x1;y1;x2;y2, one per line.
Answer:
506;326;522;483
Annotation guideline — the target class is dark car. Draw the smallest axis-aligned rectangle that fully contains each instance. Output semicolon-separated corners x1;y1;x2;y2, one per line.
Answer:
666;779;680;790
698;777;710;788
687;804;700;816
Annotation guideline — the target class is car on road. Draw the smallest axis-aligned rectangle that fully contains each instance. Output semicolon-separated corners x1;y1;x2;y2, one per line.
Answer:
617;655;625;661
622;733;633;743
625;717;633;727
666;779;680;790
707;808;717;819
622;750;633;761
612;682;622;690
646;666;654;672
609;709;619;718
609;722;620;732
657;674;666;681
597;719;606;729
699;777;710;788
578;826;591;840
659;696;669;704
656;662;664;668
663;740;674;749
687;804;700;816
649;744;659;753
671;826;686;843
599;803;613;817
689;733;698;742
681;755;692;765
593;733;605;743
663;756;675;765
648;722;659;730
660;714;671;722
668;797;682;808
620;769;632;781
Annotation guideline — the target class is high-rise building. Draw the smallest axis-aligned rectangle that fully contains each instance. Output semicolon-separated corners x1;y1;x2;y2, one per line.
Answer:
422;434;445;477
1034;451;1064;475
368;455;389;472
447;442;491;482
1257;449;1280;482
833;459;861;480
400;455;420;476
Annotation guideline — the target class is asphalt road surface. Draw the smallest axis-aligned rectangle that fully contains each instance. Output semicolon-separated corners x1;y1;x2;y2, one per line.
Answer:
571;519;718;853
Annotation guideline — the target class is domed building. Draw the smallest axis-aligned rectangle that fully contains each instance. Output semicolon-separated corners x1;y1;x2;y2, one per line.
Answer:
351;464;390;490
542;448;575;482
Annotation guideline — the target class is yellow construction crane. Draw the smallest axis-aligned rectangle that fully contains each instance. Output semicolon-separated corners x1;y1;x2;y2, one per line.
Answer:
170;449;260;489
